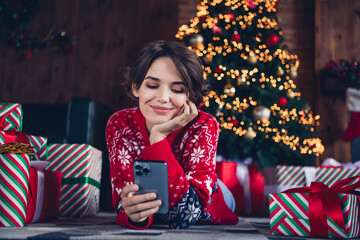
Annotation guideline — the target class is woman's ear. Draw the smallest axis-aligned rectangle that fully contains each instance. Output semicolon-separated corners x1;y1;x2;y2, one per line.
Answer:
132;85;140;98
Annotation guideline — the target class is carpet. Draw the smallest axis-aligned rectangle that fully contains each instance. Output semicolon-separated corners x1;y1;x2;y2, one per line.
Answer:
0;212;353;240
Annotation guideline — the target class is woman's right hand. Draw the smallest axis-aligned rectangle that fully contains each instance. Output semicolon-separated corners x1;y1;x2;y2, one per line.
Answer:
149;100;198;144
121;184;162;223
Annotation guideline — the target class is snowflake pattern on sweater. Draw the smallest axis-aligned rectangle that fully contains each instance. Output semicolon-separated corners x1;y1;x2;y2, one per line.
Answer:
106;107;238;229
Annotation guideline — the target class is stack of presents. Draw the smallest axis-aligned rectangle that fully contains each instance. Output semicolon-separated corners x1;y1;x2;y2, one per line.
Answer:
216;157;360;238
2;102;360;239
0;102;102;227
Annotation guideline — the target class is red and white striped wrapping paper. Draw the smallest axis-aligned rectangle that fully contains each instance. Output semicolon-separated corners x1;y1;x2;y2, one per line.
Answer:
0;154;30;227
0;103;22;132
269;192;360;238
44;144;102;217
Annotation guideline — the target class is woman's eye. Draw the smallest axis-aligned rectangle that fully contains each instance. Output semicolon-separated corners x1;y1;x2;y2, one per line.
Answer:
172;88;185;94
146;84;158;89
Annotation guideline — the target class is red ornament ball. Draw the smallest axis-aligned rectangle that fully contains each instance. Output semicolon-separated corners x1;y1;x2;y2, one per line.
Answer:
230;119;239;127
230;33;241;42
278;97;287;107
247;0;256;8
199;15;206;22
215;67;223;74
226;12;235;21
212;25;222;36
300;110;305;118
266;33;280;47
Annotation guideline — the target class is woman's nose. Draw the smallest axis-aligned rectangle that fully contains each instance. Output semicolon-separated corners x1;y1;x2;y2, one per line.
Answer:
157;88;170;103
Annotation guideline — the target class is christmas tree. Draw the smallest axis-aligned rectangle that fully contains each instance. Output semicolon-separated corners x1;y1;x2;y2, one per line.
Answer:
176;0;324;167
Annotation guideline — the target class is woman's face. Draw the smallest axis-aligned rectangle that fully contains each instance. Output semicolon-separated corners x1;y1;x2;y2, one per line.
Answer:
132;57;188;132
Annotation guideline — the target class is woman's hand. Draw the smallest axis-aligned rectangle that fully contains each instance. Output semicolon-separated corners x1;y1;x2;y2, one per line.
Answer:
149;101;198;144
121;184;162;223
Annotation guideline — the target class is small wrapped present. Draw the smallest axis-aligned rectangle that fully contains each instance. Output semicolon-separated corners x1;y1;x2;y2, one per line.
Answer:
0;103;23;132
269;177;360;238
216;159;265;216
0;130;48;161
44;144;102;217
0;153;30;227
26;161;63;223
315;159;360;187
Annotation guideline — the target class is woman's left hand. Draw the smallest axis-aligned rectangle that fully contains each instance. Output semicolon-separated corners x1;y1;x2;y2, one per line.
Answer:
149;101;198;144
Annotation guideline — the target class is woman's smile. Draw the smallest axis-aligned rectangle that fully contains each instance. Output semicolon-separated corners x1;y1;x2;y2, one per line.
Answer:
150;105;173;114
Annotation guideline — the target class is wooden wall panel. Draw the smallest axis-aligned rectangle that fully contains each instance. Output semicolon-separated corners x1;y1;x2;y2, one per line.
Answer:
0;0;179;111
315;0;360;163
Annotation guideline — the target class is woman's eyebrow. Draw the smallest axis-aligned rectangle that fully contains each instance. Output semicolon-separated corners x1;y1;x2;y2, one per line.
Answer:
144;76;160;81
145;76;185;85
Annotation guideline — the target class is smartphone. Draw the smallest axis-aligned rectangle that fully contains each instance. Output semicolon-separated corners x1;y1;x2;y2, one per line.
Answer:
133;160;169;214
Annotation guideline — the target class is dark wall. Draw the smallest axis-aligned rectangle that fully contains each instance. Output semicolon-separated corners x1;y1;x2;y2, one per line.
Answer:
0;0;179;111
315;0;360;163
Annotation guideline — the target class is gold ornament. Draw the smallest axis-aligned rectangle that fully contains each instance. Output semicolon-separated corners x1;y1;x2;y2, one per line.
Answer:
290;68;298;79
189;34;204;48
247;54;257;65
287;91;295;99
252;106;271;122
224;84;236;97
276;66;284;76
244;127;256;140
237;77;246;85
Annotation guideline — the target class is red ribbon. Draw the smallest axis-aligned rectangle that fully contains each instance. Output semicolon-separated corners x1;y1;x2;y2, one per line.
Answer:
0;103;10;130
1;129;31;147
284;176;360;237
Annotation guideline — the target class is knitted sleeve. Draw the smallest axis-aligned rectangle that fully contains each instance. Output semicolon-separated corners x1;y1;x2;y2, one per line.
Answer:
106;112;153;229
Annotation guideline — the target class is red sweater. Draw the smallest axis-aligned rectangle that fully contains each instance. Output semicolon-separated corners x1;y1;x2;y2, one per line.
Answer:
106;107;238;229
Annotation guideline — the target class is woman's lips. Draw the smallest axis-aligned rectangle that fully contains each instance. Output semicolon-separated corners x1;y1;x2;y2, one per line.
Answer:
151;106;172;114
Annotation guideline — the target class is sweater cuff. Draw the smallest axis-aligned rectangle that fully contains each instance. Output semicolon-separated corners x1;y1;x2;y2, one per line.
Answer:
116;209;153;229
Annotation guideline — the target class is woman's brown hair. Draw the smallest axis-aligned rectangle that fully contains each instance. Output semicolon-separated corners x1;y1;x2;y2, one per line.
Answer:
125;40;208;106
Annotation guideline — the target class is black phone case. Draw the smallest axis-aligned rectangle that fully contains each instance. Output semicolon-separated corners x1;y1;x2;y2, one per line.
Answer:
133;160;169;214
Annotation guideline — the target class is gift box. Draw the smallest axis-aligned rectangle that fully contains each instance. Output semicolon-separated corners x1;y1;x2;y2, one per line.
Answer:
0;153;30;227
0;103;23;132
0;130;48;161
269;177;360;238
26;161;63;223
315;166;360;187
216;160;264;216
44;144;102;217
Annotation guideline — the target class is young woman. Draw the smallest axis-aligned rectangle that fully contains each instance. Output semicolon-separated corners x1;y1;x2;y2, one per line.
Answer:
106;40;238;229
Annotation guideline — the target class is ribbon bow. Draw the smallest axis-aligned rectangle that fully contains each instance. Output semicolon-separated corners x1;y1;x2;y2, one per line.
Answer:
284;176;360;237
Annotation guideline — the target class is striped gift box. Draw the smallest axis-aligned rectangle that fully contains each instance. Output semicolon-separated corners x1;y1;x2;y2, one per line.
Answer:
0;132;48;161
0;154;30;227
276;165;306;187
0;103;22;132
26;135;48;161
315;167;360;187
44;144;102;217
269;192;360;238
